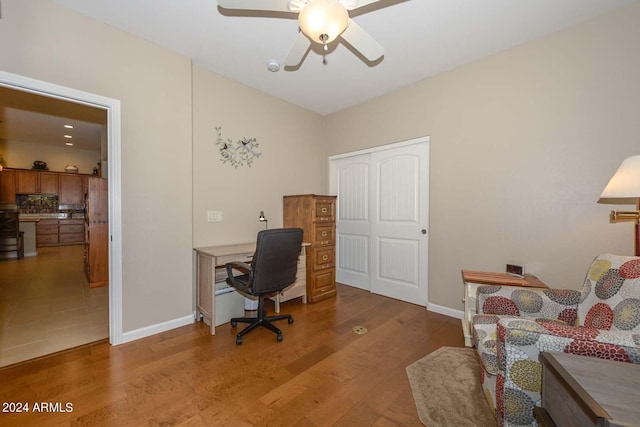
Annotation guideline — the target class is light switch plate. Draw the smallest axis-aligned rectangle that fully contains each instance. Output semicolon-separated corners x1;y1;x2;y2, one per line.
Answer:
207;211;222;222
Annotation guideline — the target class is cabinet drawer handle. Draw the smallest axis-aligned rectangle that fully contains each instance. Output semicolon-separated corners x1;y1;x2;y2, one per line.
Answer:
321;231;328;237
321;207;328;213
322;255;328;261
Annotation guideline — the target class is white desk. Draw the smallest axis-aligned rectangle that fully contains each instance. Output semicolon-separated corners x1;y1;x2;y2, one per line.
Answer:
194;242;308;335
194;243;254;335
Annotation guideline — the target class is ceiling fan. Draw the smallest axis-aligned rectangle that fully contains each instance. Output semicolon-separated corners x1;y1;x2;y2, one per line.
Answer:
217;0;385;67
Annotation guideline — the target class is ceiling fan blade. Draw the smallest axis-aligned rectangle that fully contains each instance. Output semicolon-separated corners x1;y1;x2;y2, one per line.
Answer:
348;0;383;10
217;0;292;12
285;32;311;66
340;20;384;61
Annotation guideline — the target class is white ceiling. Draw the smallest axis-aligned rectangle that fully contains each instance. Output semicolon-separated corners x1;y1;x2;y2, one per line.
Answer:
0;85;105;151
52;0;637;115
1;0;636;150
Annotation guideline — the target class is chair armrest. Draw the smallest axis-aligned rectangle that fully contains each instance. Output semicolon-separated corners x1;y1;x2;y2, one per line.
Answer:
476;285;580;325
225;261;253;287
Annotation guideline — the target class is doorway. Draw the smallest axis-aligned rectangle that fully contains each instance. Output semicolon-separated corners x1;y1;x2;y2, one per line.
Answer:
329;137;430;306
0;71;122;366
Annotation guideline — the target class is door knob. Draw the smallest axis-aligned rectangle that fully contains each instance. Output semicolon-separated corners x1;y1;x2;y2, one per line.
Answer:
421;229;427;235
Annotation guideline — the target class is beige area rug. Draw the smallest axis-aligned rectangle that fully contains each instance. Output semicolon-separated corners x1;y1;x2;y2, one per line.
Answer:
406;346;495;427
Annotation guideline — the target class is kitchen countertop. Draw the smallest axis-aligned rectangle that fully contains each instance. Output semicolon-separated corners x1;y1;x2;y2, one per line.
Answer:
20;213;85;220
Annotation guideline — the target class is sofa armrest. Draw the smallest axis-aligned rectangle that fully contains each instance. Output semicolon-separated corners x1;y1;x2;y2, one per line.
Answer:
494;317;640;426
476;285;580;324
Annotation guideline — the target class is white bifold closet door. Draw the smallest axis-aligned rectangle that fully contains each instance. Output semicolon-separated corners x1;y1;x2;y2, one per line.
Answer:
330;138;429;306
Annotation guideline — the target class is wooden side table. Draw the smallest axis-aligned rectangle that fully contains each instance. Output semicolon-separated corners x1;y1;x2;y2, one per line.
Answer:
537;352;640;427
460;270;549;347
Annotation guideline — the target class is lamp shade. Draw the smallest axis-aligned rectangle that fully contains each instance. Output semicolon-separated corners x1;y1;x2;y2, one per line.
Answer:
299;0;349;45
600;155;640;198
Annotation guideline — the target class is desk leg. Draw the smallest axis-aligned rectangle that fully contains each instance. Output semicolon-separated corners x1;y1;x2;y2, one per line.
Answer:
196;253;216;335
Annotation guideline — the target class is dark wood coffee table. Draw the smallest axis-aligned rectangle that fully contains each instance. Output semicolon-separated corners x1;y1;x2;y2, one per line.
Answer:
537;351;640;427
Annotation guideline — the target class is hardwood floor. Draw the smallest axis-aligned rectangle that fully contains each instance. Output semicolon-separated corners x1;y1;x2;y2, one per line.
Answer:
0;284;464;426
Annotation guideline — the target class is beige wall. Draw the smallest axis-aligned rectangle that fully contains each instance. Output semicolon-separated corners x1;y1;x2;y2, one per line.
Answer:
192;66;325;246
0;139;100;174
0;0;194;332
325;2;640;310
2;0;638;335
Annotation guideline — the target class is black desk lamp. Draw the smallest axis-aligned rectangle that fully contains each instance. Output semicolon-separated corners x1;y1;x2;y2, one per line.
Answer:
259;211;268;229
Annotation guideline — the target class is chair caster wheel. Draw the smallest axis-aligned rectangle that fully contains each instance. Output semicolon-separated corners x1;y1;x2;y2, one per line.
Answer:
236;336;243;345
231;321;237;328
288;318;294;324
277;334;283;342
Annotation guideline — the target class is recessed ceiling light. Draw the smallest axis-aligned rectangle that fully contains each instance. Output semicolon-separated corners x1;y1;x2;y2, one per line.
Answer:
64;124;74;129
64;134;73;138
65;142;74;146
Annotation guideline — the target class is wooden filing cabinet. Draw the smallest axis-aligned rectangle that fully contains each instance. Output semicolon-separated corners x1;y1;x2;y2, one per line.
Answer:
284;194;337;303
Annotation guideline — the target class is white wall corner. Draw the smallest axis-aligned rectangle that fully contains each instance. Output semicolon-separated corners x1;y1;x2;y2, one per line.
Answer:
427;302;463;320
120;315;195;345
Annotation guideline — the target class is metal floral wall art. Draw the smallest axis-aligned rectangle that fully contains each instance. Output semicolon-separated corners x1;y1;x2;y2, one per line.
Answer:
215;126;261;168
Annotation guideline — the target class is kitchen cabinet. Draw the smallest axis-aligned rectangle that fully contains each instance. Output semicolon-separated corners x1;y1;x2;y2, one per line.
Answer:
58;173;84;205
16;170;58;195
59;219;84;243
35;218;85;247
84;177;108;287
283;194;337;303
0;169;16;204
36;219;59;246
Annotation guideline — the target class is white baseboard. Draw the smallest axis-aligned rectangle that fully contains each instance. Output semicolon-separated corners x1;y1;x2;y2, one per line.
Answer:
120;314;195;344
427;302;463;320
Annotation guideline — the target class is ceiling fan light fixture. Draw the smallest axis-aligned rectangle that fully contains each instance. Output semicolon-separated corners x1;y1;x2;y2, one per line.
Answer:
298;0;349;45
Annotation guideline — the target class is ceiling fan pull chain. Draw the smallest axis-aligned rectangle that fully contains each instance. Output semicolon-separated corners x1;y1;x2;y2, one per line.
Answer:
320;34;329;65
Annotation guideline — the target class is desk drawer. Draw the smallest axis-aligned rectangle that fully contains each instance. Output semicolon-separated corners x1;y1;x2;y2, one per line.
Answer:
314;224;335;246
215;252;253;267
313;199;335;222
311;246;335;270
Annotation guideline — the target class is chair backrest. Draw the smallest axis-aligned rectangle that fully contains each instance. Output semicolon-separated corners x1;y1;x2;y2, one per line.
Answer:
250;228;303;295
577;253;640;332
0;211;20;239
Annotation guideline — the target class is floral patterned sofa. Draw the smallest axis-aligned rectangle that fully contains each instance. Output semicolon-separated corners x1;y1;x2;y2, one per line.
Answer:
471;254;640;427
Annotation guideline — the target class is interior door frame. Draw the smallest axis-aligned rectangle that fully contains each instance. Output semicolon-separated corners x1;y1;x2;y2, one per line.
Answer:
329;136;430;304
0;71;124;345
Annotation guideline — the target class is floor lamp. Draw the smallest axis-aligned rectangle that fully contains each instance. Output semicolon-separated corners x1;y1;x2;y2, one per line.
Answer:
600;155;640;256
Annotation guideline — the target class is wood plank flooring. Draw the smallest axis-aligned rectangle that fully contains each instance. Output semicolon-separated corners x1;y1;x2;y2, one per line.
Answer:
0;284;464;426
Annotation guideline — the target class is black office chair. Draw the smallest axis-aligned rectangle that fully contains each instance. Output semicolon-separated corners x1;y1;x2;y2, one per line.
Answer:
226;228;303;345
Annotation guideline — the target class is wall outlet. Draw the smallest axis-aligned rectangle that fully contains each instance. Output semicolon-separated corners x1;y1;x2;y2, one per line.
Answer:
506;264;525;277
207;211;222;222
